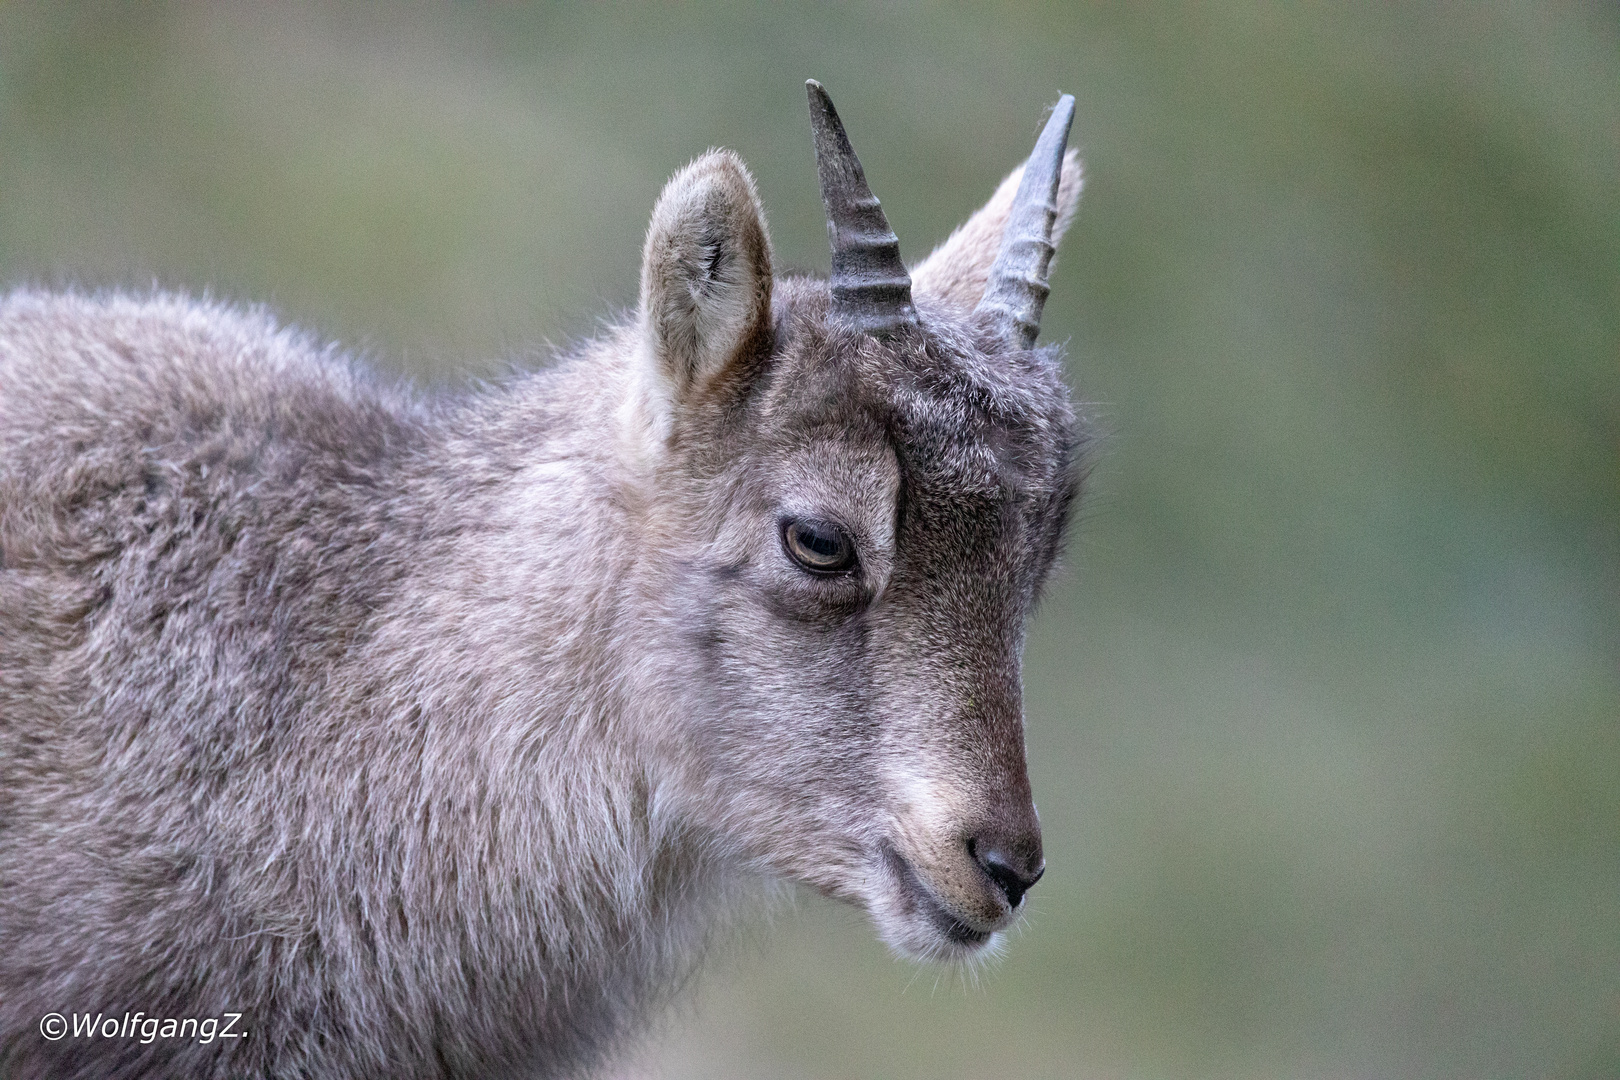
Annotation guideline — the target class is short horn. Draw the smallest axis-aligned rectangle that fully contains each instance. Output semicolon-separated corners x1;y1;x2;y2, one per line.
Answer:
976;94;1075;349
806;79;918;337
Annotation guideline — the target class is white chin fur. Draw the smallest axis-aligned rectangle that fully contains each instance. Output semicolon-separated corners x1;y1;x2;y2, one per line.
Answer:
874;906;1001;963
865;844;1005;962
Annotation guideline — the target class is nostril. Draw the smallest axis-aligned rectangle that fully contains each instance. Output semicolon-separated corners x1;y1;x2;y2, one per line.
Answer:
969;837;1045;910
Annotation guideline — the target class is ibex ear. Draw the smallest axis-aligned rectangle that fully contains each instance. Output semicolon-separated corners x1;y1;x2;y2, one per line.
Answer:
911;149;1082;313
638;150;774;404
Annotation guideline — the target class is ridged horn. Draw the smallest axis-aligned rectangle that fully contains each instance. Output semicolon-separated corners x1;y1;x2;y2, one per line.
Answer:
976;94;1076;349
806;79;918;337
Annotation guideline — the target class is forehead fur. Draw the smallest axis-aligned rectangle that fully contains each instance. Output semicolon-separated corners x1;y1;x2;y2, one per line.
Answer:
754;276;1080;505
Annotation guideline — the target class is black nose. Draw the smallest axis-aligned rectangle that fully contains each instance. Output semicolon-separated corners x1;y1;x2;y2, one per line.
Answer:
970;835;1045;909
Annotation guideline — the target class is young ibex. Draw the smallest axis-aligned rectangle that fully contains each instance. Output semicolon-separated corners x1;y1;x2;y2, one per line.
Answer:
0;82;1083;1078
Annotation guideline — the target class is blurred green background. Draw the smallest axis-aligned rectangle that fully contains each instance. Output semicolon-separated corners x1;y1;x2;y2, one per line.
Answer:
2;3;1615;1077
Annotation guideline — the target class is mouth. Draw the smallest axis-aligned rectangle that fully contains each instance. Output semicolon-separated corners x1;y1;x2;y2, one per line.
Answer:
876;842;995;955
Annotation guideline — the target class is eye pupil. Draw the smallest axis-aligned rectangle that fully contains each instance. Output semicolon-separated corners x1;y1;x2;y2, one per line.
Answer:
783;519;855;573
804;530;839;557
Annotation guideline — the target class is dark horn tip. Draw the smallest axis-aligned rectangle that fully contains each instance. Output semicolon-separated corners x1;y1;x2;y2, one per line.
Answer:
1043;94;1076;147
806;79;832;113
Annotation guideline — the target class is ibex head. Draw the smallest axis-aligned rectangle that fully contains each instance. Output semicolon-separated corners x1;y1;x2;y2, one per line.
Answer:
626;81;1083;961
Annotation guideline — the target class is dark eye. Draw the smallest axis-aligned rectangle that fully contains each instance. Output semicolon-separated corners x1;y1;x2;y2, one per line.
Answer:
782;519;856;574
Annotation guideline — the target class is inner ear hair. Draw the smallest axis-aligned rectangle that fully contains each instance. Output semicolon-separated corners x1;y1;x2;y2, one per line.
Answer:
639;150;774;399
911;148;1082;314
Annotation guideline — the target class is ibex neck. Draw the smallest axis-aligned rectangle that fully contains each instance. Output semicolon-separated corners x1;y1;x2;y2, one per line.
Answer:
271;338;727;1073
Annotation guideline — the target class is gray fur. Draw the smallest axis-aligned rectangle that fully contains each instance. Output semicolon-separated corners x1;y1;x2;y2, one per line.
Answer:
0;121;1084;1079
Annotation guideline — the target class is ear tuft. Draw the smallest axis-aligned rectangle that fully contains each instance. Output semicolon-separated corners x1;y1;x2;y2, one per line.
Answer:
912;148;1082;313
639;150;774;401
